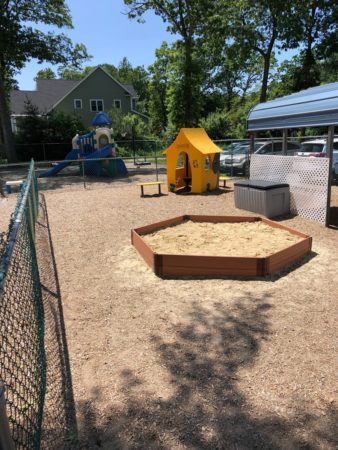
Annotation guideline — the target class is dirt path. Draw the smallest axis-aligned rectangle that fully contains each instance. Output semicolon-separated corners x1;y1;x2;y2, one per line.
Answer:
39;180;338;449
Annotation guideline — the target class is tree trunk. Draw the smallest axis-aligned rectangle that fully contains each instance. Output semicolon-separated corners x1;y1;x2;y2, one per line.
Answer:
0;73;17;163
183;37;194;126
260;54;271;103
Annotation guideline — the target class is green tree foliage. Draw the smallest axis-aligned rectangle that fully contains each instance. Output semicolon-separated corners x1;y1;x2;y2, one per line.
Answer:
290;0;338;90
107;106;150;140
198;111;229;140
15;99;87;145
228;0;295;103
148;42;170;135
34;68;56;81
0;0;90;161
124;0;206;127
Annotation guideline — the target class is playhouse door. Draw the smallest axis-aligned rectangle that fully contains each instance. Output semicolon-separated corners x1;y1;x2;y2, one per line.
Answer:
175;152;192;192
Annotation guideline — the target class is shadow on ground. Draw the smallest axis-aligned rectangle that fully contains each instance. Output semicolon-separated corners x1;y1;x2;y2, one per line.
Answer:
36;195;78;448
77;297;337;449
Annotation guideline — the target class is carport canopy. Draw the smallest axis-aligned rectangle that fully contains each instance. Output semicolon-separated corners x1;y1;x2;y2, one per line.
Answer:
247;82;338;131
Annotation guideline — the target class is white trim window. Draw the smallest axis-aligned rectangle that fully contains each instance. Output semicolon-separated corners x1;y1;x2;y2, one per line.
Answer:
74;99;82;109
132;98;137;110
90;99;104;112
113;99;121;109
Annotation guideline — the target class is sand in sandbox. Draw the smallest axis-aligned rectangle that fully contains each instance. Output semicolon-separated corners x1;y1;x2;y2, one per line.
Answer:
143;220;303;257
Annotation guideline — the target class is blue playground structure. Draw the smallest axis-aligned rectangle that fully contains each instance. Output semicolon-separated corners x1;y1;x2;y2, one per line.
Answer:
39;112;128;178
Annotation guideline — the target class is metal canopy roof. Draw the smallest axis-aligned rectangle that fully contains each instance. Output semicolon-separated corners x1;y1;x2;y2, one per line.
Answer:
247;82;338;131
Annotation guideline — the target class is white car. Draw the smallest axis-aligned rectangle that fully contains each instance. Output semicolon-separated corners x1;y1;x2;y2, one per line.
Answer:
298;138;338;157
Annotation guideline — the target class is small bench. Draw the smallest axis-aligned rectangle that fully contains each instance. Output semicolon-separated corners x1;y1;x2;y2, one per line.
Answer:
219;176;230;188
5;179;24;194
136;181;164;197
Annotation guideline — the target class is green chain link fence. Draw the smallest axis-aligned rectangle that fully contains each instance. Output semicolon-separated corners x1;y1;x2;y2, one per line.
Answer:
0;160;46;449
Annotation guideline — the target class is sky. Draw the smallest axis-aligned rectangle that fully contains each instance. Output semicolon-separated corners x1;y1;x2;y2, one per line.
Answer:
16;0;298;91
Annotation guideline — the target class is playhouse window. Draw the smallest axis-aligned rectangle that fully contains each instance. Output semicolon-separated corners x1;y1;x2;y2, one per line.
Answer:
176;153;185;168
90;99;104;112
204;155;211;170
74;99;82;109
113;99;121;109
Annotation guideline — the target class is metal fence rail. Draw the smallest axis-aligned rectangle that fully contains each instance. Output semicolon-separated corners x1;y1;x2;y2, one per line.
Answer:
0;160;45;449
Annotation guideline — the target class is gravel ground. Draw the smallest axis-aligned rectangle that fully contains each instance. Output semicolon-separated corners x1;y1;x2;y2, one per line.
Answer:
33;174;338;450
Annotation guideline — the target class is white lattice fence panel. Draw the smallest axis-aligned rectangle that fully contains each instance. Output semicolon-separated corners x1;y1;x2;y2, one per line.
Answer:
250;155;330;225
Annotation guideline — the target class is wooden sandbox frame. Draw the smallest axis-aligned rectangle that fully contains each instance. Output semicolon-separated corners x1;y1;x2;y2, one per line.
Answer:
131;215;312;277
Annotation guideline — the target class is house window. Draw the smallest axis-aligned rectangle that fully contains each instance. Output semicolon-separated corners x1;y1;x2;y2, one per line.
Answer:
90;99;104;112
132;98;137;110
74;99;82;109
113;99;121;109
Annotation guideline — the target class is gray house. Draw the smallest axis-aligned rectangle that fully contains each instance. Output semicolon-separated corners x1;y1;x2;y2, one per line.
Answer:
10;66;148;130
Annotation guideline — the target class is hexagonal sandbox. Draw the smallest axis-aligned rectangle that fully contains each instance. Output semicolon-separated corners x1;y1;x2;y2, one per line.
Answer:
131;215;312;277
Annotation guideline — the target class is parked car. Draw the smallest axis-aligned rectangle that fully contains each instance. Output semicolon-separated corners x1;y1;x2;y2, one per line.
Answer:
220;140;300;175
297;138;338;157
220;144;251;175
332;150;338;183
255;140;300;156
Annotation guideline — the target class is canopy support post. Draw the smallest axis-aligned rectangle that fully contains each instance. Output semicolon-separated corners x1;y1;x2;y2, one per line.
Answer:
282;129;288;155
325;125;334;227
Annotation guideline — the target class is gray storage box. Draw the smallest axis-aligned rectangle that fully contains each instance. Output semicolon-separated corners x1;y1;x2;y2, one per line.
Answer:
234;180;290;218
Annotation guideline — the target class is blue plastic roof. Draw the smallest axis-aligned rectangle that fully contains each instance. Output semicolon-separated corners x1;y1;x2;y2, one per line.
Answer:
92;111;112;126
247;82;338;131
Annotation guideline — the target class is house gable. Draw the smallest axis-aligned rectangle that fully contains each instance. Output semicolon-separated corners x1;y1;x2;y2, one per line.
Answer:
54;66;137;125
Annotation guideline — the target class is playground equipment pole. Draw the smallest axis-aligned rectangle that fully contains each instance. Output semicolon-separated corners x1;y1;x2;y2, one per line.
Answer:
155;155;158;181
80;159;86;189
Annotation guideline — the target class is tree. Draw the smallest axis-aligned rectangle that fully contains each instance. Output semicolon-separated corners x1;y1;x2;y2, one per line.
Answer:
232;0;296;103
117;57;149;108
15;99;86;146
0;0;90;162
165;40;204;131
148;42;171;134
203;41;263;111
34;68;56;81
124;0;206;127
291;0;338;90
198;111;229;140
204;0;296;103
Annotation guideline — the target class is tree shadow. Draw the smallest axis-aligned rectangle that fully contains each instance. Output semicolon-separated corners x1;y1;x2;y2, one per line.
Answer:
77;297;337;449
36;194;78;448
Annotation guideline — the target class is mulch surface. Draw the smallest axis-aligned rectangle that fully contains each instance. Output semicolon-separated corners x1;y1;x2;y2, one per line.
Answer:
35;175;337;449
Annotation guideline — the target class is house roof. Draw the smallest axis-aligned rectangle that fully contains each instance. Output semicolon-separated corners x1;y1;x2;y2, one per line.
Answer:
247;82;338;131
10;66;138;115
163;128;221;155
10;79;78;114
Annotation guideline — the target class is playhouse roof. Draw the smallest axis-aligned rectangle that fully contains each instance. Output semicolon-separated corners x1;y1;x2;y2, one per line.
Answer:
163;128;221;155
92;111;112;126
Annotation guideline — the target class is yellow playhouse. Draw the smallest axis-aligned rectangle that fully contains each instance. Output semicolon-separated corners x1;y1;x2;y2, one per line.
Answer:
164;128;221;194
